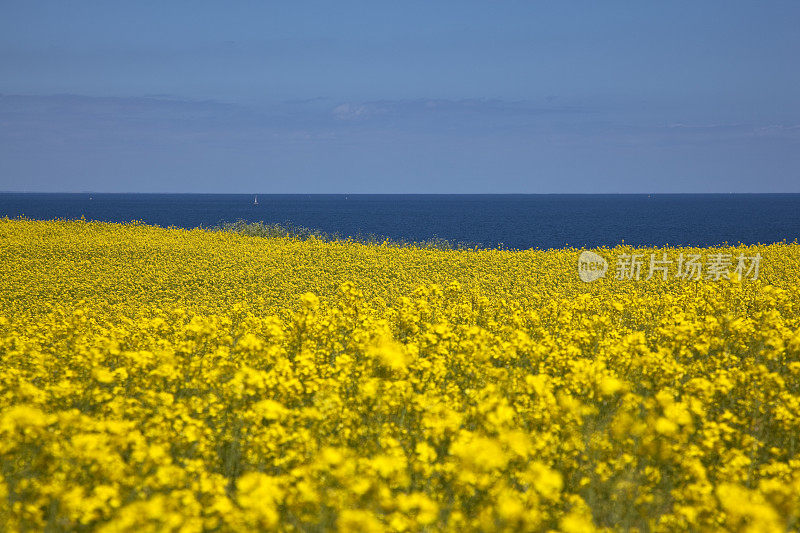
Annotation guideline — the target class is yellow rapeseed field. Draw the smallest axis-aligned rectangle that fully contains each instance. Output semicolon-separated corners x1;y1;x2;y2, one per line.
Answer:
1;218;800;532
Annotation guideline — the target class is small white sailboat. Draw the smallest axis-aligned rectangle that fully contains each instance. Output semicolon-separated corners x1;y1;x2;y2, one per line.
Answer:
253;195;258;205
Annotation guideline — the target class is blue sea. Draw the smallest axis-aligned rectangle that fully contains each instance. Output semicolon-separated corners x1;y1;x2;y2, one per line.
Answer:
1;193;799;250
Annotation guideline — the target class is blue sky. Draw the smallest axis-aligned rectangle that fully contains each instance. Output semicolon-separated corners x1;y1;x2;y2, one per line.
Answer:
1;1;799;192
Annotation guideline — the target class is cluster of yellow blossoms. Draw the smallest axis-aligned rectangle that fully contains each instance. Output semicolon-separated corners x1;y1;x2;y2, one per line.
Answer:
1;218;800;532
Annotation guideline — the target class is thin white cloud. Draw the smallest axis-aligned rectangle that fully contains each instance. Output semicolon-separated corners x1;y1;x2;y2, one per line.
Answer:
332;103;379;120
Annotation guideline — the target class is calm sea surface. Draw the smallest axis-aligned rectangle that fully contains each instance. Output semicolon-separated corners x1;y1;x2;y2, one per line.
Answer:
1;193;799;250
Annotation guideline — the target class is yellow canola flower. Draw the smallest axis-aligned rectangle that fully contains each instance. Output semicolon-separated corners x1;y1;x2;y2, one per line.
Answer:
0;218;798;531
236;472;283;529
93;368;115;384
599;376;624;396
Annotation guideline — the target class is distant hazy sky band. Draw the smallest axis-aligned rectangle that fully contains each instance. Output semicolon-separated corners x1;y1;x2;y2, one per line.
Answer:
1;1;799;192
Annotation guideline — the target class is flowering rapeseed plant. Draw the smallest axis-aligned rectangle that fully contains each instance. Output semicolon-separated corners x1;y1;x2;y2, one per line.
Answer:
1;218;800;531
